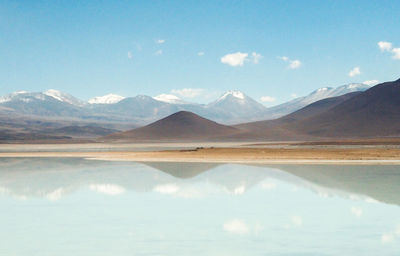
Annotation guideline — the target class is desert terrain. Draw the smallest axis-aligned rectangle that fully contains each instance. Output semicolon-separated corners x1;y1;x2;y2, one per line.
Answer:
1;140;400;164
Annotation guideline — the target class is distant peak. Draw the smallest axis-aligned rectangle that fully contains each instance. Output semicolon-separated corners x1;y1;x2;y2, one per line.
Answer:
43;89;64;100
43;89;86;106
88;94;125;104
218;90;246;101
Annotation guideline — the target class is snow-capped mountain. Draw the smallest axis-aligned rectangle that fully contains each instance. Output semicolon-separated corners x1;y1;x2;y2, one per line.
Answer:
0;82;375;127
0;91;32;103
153;94;187;104
44;89;86;106
263;83;370;119
88;94;125;104
206;91;268;123
0;91;85;117
216;91;246;102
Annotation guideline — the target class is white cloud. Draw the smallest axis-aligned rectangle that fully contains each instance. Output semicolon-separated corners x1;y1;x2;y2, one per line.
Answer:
171;88;204;98
363;80;379;86
348;67;361;77
251;52;262;64
223;219;249;234
154;50;163;56
221;52;249;67
260;96;276;103
291;93;298;98
289;60;302;69
350;206;363;217
153;184;179;194
377;41;400;60
378;41;393;52
198;52;205;56
127;51;133;59
89;184;126;195
392;48;400;59
279;56;289;61
279;56;302;69
157;39;165;44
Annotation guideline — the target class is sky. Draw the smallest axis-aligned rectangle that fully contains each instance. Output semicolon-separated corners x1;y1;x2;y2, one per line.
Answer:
1;0;400;105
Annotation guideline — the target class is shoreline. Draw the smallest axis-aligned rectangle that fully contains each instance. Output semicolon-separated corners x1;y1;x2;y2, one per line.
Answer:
1;147;400;165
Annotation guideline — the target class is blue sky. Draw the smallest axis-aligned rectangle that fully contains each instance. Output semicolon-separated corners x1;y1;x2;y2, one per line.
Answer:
1;0;400;105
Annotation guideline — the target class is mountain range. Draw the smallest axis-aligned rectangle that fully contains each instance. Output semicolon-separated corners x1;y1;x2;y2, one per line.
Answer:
0;81;378;141
104;78;400;142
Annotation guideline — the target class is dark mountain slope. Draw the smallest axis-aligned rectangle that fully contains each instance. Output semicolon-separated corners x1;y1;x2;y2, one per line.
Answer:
235;91;362;140
294;79;400;137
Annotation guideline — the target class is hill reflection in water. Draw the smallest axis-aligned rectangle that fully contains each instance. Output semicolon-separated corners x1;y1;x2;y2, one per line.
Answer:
0;158;399;255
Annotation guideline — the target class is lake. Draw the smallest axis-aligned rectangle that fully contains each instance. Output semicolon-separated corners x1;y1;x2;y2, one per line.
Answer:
0;158;399;255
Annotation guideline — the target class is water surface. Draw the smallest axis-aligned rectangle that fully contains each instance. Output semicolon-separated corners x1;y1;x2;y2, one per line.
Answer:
0;158;399;255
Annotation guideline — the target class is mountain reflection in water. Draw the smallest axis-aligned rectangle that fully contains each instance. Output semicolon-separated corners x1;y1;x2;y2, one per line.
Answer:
0;158;399;256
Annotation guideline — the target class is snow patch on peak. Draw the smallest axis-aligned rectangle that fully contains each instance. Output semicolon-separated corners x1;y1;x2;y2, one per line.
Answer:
153;94;185;104
88;94;125;104
44;89;63;98
346;83;365;89
219;91;246;101
44;89;85;106
0;91;31;103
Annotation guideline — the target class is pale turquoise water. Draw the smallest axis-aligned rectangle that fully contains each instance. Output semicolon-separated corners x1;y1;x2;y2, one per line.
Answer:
0;158;399;255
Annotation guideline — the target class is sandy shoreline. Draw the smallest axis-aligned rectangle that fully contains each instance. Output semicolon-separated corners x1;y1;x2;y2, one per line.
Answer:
1;147;400;165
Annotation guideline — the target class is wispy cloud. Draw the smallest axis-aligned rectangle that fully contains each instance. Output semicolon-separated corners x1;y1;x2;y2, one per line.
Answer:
251;52;262;64
156;39;165;44
127;51;133;59
154;49;163;56
348;66;361;77
220;51;262;66
377;41;400;60
198;52;205;56
378;41;393;52
392;48;400;59
171;88;205;98
279;56;302;69
260;96;276;103
221;52;248;66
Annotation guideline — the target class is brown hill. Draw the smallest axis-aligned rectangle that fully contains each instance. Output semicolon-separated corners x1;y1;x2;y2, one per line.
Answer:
235;91;362;140
103;111;241;142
